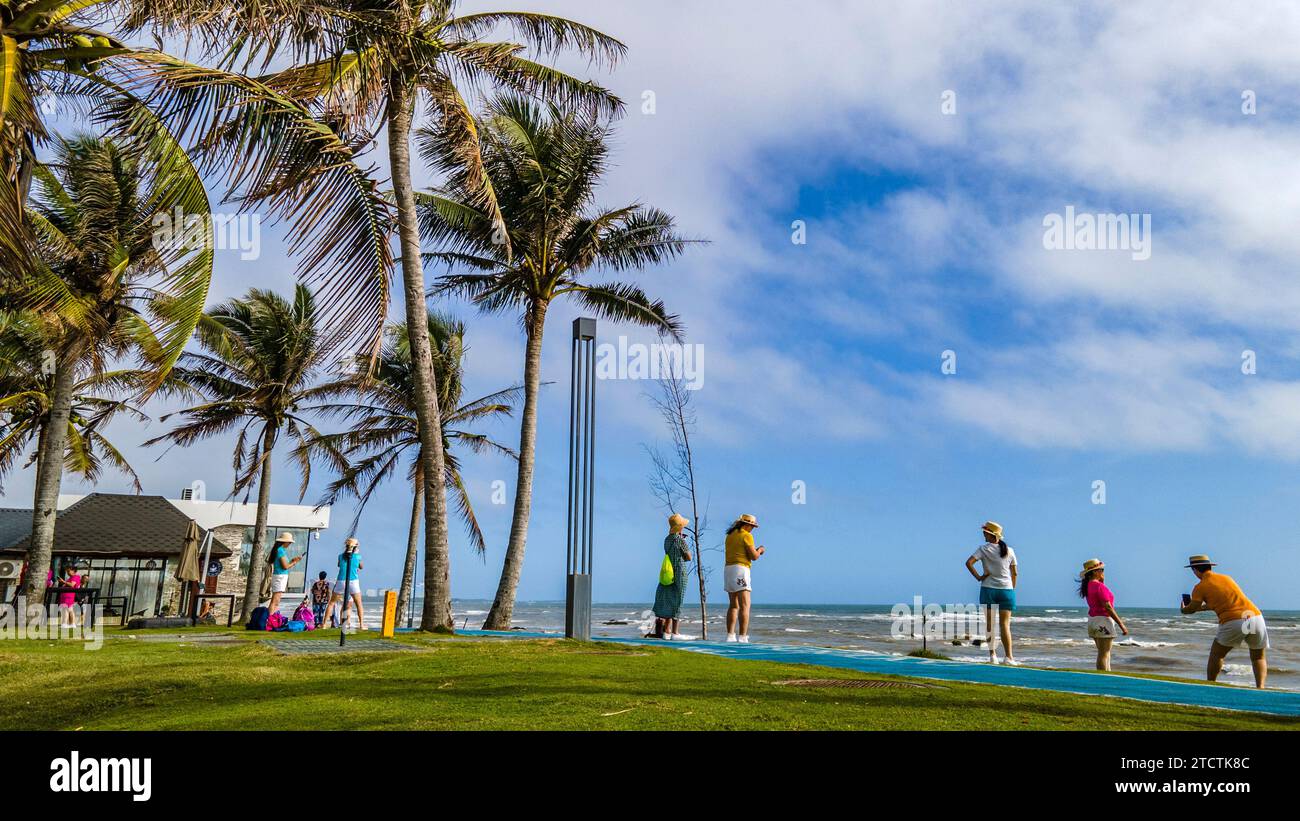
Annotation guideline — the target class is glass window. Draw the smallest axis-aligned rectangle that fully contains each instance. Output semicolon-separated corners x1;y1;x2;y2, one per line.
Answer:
75;557;168;620
239;527;312;594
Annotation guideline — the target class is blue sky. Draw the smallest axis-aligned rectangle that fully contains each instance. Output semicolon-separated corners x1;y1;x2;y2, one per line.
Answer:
9;1;1300;609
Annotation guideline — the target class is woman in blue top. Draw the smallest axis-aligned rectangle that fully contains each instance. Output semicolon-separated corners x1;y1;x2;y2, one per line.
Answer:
325;538;364;630
268;532;302;615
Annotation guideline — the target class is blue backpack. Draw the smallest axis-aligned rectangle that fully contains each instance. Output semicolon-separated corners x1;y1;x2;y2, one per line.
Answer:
246;606;269;630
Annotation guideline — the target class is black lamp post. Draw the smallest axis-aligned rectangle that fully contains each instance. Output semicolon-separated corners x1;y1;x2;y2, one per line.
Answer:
565;318;596;640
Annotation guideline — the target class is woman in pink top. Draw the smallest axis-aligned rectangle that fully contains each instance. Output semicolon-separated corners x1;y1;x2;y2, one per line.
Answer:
57;564;82;626
1077;558;1127;671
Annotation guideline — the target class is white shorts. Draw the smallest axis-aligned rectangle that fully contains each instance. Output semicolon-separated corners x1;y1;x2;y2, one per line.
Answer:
333;580;361;596
1087;616;1117;639
723;564;751;594
270;574;289;593
1216;614;1269;650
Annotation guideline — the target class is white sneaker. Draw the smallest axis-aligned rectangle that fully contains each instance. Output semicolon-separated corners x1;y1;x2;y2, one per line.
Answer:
725;633;738;643
1004;657;1021;667
988;654;1000;665
738;635;750;644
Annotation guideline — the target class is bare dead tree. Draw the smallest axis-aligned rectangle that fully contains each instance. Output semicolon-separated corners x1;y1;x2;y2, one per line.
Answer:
645;371;710;638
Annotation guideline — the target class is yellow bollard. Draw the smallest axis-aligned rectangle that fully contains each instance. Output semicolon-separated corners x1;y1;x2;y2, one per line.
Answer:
381;590;397;638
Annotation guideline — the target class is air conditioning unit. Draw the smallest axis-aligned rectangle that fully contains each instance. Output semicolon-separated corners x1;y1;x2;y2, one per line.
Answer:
0;559;20;580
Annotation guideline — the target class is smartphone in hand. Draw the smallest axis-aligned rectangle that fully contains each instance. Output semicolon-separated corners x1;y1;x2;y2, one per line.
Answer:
1181;593;1192;607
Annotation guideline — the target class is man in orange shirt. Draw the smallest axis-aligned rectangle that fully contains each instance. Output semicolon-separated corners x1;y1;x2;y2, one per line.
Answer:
1179;554;1268;688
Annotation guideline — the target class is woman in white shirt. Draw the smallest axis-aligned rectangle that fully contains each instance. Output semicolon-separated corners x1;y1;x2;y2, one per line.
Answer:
963;520;1019;666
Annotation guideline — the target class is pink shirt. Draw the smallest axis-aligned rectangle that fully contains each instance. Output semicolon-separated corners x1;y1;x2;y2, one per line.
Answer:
59;573;81;607
1086;579;1114;617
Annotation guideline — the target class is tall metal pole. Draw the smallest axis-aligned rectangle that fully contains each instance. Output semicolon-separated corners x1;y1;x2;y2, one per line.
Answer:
565;318;596;639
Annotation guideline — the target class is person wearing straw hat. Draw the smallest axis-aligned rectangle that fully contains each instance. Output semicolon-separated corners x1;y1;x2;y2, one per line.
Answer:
651;514;693;640
1077;558;1127;671
723;514;765;643
1180;554;1268;688
964;521;1019;665
325;538;365;631
267;532;302;615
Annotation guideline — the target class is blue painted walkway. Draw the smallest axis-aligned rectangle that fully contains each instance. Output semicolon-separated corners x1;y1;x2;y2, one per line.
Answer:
455;629;1300;718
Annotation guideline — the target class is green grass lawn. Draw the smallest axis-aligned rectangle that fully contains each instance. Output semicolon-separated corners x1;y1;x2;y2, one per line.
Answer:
1;630;1296;730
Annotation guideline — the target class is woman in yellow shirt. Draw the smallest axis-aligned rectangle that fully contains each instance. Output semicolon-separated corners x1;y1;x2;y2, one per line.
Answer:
723;514;765;643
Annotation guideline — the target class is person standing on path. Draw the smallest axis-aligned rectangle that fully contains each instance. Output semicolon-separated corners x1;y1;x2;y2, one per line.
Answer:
964;521;1019;666
1180;554;1268;688
1077;558;1127;671
723;514;765;644
652;514;692;640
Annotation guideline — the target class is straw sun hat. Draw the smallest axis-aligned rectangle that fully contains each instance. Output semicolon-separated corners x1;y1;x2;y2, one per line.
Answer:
1078;558;1105;579
1185;554;1217;568
274;532;295;543
733;513;759;528
668;513;689;529
981;521;1003;539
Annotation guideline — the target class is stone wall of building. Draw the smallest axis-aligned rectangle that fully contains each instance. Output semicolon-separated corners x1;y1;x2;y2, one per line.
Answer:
208;524;248;621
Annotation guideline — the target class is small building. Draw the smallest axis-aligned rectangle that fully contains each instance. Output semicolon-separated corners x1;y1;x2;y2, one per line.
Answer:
0;492;330;620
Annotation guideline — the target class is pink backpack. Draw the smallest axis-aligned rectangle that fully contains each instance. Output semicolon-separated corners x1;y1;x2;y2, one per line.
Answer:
292;603;315;630
265;612;288;631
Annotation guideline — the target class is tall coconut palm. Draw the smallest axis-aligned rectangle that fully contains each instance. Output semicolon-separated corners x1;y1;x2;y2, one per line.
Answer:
419;94;696;629
2;2;393;340
0;310;156;494
1;0;130;277
297;311;520;620
144;285;348;621
2;3;385;293
14;132;213;606
121;0;625;630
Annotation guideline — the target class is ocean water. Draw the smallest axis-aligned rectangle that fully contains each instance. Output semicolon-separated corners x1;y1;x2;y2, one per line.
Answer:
351;598;1300;690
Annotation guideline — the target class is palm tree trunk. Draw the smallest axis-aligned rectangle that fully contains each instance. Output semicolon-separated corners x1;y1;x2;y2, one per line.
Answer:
395;475;423;624
240;426;277;622
21;351;77;606
387;75;455;632
484;302;548;630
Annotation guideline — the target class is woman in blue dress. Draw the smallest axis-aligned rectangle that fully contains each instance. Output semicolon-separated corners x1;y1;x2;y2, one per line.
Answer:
652;514;692;639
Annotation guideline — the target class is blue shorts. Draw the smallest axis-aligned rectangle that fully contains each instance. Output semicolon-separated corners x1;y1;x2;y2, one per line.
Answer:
979;587;1016;611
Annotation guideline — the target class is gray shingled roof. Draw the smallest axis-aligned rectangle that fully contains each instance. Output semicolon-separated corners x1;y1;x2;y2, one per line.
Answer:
0;493;232;557
0;508;31;552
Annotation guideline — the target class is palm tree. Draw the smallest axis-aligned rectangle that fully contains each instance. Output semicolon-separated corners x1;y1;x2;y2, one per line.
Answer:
14;133;212;606
0;311;154;494
121;0;625;630
145;285;348;621
298;311;520;621
420;94;696;629
3;2;393;336
1;0;130;277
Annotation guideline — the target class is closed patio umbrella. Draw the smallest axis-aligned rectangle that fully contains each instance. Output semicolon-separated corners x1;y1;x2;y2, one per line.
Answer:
176;520;202;617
